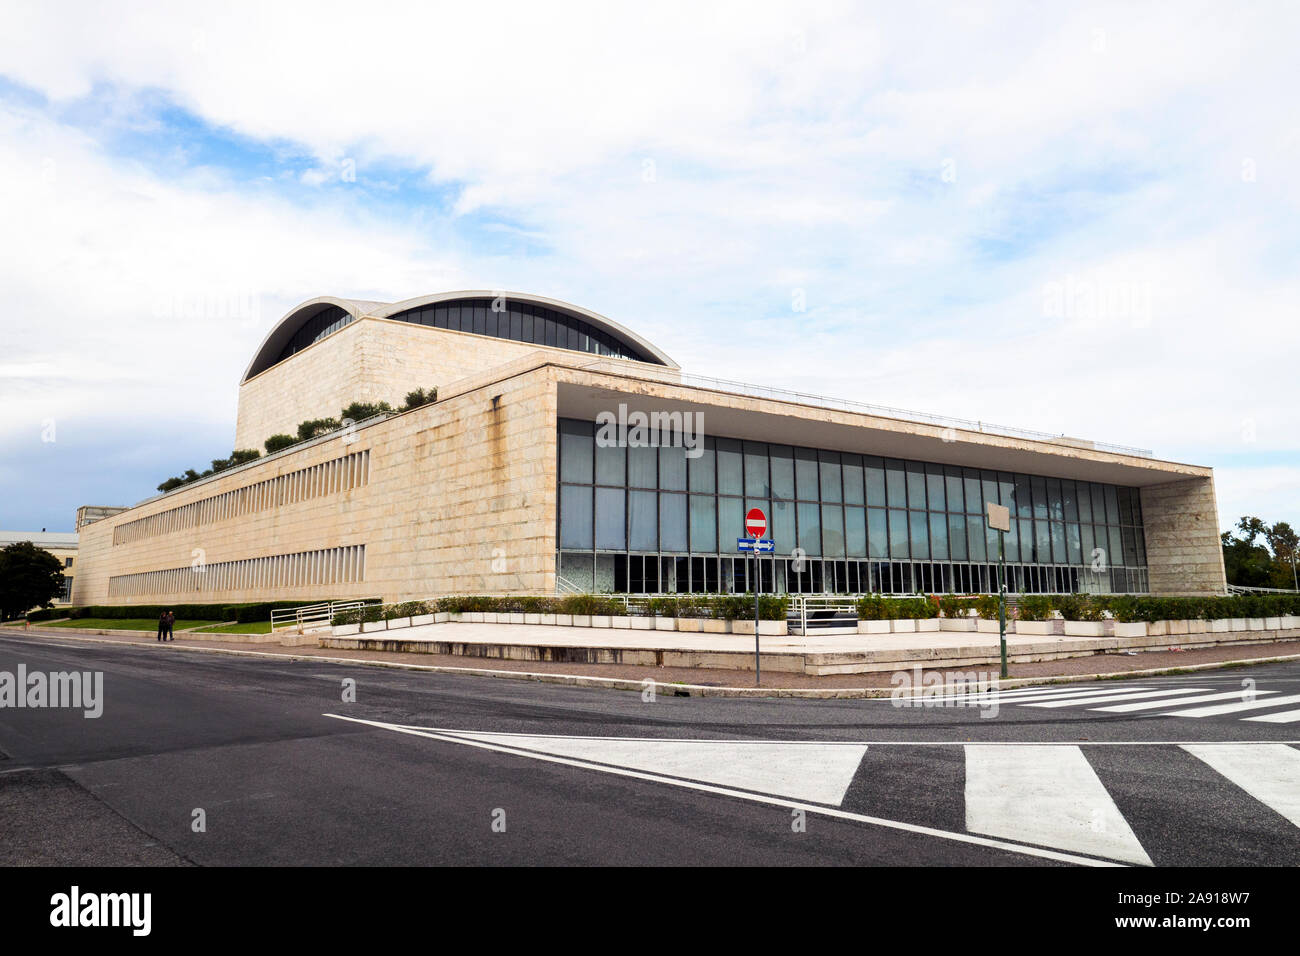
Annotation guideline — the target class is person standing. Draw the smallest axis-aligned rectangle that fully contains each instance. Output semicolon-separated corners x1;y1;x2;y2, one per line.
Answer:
165;609;175;642
157;610;167;642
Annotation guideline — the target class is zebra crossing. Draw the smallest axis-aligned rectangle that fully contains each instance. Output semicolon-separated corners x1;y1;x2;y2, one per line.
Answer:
992;682;1300;722
333;714;1300;866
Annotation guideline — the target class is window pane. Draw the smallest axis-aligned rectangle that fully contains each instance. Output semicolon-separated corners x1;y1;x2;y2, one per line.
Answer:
945;468;964;515
629;490;658;551
629;444;657;488
966;515;987;561
822;504;845;559
868;508;888;559
716;438;743;495
659;494;687;552
925;465;946;512
718;497;745;552
1050;521;1066;564
1077;482;1093;523
795;448;819;500
948;513;967;561
888;509;909;558
1031;476;1048;520
772;499;795;553
1013;475;1032;519
1105;486;1120;525
559;420;593;484
687;437;715;492
1067;522;1082;564
846;506;867;557
1046;478;1064;521
906;465;927;510
1080;524;1095;564
594;439;625;485
659;442;687;491
965;471;983;514
689;495;716;554
909;511;930;559
1035;520;1052;564
595;488;626;550
560;485;593;549
842;454;864;505
885;460;907;508
819;450;842;503
797;502;822;556
770;444;795;500
1019;518;1034;562
744;441;770;497
929;512;948;560
1062;480;1079;522
864;456;887;506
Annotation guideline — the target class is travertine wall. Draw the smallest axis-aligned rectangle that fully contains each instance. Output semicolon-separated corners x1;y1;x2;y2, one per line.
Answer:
1141;477;1227;596
234;316;615;452
76;365;561;605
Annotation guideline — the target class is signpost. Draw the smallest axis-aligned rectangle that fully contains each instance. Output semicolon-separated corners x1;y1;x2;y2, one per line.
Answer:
741;508;767;686
986;502;1012;679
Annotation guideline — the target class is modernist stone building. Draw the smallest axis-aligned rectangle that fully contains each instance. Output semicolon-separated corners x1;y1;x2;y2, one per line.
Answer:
72;291;1227;606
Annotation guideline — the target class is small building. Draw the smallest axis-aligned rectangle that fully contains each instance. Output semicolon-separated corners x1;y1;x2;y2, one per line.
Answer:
72;291;1226;606
0;530;79;604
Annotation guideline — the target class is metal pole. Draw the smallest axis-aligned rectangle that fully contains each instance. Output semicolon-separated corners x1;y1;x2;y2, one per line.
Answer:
753;535;761;686
998;531;1008;679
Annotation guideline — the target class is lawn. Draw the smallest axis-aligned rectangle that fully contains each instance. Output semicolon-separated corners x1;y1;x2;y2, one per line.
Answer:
191;621;274;634
47;618;215;631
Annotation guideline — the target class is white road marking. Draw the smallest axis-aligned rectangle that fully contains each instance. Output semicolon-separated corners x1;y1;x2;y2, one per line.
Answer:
964;744;1152;866
1092;691;1276;713
324;715;1125;866
1022;688;1211;708
1162;693;1300;718
1181;744;1300;827
423;729;869;805
1243;709;1300;724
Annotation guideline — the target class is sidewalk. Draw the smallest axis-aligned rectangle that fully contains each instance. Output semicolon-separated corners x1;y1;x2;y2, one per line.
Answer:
22;624;1300;695
321;619;1300;675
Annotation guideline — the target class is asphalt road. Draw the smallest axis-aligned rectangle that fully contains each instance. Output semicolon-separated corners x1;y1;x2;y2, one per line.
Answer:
2;629;1299;867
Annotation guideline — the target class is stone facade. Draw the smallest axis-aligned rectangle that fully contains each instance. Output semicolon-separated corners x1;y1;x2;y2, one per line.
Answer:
1141;477;1227;596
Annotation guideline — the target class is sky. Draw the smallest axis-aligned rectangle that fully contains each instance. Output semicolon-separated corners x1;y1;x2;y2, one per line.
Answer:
0;1;1296;535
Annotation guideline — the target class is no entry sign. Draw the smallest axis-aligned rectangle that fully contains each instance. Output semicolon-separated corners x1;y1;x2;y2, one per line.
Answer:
745;507;767;539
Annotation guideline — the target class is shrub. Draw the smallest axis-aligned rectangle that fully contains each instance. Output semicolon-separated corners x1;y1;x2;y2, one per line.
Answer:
938;595;975;619
401;387;438;411
297;418;340;441
264;433;298;454
1016;595;1055;621
973;595;1002;620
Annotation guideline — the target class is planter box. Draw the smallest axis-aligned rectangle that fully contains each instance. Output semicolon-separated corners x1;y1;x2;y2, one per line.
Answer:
524;613;541;625
1063;621;1105;637
333;623;360;636
1166;619;1189;636
916;619;940;632
654;617;676;631
1113;622;1147;638
1014;621;1054;636
1186;619;1207;633
572;615;592;627
1246;617;1265;631
539;614;557;626
890;620;916;634
939;618;977;632
701;619;728;634
858;620;892;635
504;613;524;625
1265;617;1282;631
676;618;702;632
466;612;484;624
1228;618;1248;631
759;620;787;636
434;612;451;623
630;617;653;630
1146;621;1168;637
610;616;633;629
591;615;611;628
975;619;1002;633
361;620;387;633
555;614;573;626
385;617;412;631
411;614;435;627
1282;615;1300;629
1209;619;1232;633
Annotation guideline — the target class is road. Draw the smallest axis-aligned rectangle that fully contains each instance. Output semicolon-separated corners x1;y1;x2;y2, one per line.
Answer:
2;629;1299;867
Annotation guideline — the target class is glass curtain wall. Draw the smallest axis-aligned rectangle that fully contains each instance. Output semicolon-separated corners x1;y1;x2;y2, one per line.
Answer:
556;418;1148;595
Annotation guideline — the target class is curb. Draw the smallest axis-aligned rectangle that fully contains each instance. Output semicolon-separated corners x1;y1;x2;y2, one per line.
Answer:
13;628;1300;699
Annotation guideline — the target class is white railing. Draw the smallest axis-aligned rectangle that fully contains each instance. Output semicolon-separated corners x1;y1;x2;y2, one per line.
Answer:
271;600;368;634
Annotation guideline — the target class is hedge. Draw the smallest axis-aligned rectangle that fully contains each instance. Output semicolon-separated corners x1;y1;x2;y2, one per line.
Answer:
332;594;792;625
60;600;379;624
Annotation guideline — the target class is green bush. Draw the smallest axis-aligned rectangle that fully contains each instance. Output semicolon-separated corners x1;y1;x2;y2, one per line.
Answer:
1016;595;1056;622
973;595;1002;620
938;595;975;619
264;433;298;454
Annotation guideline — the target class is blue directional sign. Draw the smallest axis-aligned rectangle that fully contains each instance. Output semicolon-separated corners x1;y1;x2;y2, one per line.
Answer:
736;537;775;553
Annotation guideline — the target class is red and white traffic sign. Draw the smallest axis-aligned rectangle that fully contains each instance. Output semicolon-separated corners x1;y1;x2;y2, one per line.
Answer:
745;507;767;539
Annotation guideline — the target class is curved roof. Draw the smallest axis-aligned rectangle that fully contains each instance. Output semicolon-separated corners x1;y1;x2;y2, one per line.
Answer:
242;291;677;383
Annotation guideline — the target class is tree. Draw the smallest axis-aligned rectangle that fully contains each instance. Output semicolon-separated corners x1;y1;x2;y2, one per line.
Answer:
400;387;438;411
339;401;394;423
297;418;340;442
0;542;66;621
1221;516;1300;589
